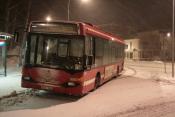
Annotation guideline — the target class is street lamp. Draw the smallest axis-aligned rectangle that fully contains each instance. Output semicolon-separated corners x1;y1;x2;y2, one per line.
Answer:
67;0;91;21
163;32;172;73
172;0;175;77
46;16;52;22
167;32;171;38
81;0;91;3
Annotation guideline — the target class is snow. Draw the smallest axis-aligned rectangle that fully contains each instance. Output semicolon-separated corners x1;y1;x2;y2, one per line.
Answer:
1;78;164;117
126;60;175;82
0;56;25;98
0;73;24;97
1;60;175;117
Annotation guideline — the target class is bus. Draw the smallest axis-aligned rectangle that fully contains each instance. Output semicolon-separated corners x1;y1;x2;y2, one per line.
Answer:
21;21;125;95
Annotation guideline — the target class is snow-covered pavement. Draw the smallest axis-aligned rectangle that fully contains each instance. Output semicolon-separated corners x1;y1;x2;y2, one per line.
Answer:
110;100;175;117
0;59;25;98
0;75;23;98
1;60;175;117
0;77;167;117
125;60;175;83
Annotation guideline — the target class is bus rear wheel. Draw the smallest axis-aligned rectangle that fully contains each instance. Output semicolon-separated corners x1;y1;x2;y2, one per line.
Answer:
117;66;120;76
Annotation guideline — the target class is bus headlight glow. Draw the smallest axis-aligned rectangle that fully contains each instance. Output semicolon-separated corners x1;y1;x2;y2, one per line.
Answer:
23;76;31;81
67;82;76;87
75;64;82;70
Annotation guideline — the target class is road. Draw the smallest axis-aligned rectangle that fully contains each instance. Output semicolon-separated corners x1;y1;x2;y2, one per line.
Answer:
112;100;175;117
1;60;175;117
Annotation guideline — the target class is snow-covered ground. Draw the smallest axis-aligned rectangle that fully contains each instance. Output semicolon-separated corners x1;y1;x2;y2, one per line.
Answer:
1;60;175;117
0;56;25;97
125;60;175;82
0;75;22;97
110;100;175;117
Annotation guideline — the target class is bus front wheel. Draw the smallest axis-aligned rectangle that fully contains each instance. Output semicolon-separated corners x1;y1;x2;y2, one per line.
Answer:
94;73;101;89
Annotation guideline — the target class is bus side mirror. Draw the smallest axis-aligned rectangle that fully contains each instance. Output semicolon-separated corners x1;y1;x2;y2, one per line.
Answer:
14;32;19;43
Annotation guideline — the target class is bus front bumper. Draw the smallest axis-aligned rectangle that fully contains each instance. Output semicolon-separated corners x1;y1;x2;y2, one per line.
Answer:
22;81;84;95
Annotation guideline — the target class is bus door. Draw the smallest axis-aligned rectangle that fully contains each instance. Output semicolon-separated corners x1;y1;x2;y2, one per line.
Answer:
85;36;94;69
0;40;7;76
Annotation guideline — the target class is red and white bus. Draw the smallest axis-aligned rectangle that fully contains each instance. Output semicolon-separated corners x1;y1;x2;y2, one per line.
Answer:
21;21;125;95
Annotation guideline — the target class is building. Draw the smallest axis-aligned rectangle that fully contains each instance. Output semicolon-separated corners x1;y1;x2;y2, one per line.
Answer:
125;38;140;60
125;31;163;60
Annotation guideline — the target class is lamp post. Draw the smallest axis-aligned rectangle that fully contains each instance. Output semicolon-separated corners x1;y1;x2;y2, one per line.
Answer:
67;0;71;21
163;32;171;74
172;0;175;77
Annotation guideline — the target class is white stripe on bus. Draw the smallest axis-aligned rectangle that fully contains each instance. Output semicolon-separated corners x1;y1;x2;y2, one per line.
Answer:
83;78;95;86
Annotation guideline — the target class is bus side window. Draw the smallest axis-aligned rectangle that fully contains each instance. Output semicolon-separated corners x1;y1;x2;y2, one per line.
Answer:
95;38;104;66
29;35;37;64
85;36;93;56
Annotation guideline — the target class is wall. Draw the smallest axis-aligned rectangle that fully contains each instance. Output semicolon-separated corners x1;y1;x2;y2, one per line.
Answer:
125;30;163;61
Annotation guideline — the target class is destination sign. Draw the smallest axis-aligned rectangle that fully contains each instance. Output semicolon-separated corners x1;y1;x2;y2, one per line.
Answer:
30;22;78;34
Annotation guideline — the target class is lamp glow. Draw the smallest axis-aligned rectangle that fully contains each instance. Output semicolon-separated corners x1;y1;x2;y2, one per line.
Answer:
46;16;52;22
81;0;91;3
167;32;171;37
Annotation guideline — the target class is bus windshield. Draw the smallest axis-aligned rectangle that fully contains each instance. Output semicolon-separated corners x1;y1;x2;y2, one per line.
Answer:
25;33;84;71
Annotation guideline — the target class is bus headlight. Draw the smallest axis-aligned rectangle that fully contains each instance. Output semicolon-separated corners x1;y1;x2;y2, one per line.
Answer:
22;76;31;81
75;64;82;70
67;82;76;87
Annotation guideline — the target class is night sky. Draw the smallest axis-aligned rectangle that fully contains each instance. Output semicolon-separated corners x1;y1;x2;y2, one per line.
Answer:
0;0;173;37
30;0;172;37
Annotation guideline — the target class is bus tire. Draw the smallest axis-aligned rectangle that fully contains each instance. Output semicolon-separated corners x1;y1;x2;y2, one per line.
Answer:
94;73;101;89
117;66;120;76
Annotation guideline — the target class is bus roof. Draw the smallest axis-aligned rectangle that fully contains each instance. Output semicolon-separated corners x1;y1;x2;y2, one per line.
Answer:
82;23;125;44
30;21;125;44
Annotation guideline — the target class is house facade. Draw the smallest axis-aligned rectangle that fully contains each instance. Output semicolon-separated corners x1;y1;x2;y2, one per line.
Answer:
125;31;163;60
